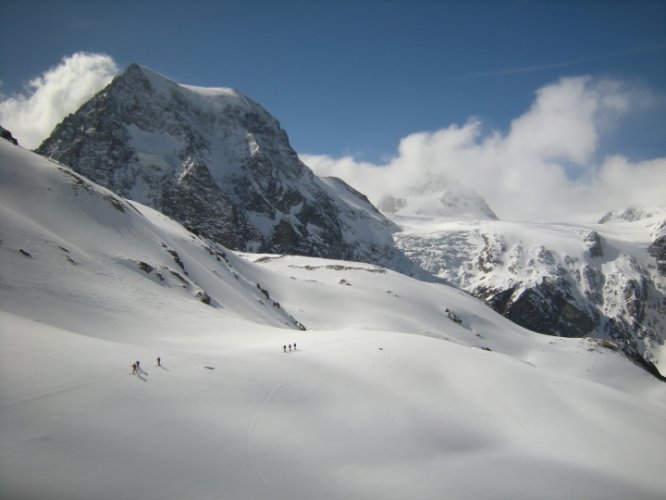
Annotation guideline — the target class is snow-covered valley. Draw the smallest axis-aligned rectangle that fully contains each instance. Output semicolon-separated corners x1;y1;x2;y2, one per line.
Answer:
2;140;666;499
33;62;665;372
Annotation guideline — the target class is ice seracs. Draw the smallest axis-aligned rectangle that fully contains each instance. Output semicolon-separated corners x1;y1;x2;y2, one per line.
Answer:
390;203;666;374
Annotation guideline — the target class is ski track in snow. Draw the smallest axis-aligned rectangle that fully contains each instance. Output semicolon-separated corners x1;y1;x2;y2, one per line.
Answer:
242;377;295;471
0;368;128;411
219;375;297;500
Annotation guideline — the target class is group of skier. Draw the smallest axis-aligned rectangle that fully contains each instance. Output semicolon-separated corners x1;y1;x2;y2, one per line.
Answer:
131;344;302;374
131;357;161;374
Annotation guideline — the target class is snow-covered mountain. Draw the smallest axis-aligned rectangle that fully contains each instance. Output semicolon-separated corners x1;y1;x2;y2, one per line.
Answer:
3;139;666;500
35;64;415;272
377;172;498;220
391;206;666;374
29;62;665;372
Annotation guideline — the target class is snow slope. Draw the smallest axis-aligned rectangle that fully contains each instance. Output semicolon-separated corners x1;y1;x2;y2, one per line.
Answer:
2;140;666;500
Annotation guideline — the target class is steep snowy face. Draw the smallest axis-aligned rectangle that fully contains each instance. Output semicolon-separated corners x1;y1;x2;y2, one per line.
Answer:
36;64;403;266
0;140;305;333
393;212;666;373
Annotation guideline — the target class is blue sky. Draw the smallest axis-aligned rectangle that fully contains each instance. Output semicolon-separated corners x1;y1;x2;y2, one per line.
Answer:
1;0;665;161
1;0;665;220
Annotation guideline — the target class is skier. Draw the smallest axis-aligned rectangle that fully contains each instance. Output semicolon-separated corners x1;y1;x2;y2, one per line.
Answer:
293;342;297;351
288;344;292;351
157;356;161;367
283;345;287;353
136;360;141;373
131;362;137;374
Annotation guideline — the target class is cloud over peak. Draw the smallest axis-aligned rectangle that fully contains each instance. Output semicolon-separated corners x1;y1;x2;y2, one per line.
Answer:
1;57;662;224
303;76;665;222
0;52;119;149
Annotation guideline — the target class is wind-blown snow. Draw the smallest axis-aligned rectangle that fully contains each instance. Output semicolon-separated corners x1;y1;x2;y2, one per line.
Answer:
1;140;666;500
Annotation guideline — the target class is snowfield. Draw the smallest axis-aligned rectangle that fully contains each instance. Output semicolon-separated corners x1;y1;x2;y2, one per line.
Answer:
1;140;666;500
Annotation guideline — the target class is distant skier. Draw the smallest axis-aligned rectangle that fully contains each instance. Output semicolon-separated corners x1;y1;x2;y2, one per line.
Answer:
283;345;287;353
136;360;141;373
293;342;297;351
131;362;137;374
157;356;161;367
288;344;292;351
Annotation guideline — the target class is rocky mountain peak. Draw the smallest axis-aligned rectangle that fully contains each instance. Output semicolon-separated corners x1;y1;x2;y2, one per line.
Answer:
36;64;419;272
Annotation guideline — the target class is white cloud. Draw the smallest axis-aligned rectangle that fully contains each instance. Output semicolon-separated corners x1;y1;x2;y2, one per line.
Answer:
596;155;666;210
2;60;661;223
302;76;664;222
0;52;119;149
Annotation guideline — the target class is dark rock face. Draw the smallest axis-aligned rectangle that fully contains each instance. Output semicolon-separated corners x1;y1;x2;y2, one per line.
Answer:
583;231;604;258
161;158;256;250
486;279;598;338
648;235;666;276
36;64;415;270
1;125;18;145
478;278;598;339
